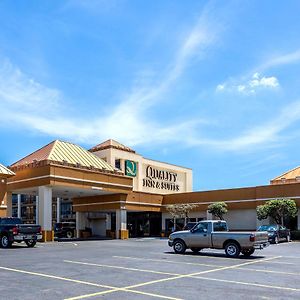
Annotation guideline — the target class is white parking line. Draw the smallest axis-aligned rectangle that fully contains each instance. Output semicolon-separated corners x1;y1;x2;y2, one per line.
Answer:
68;256;281;299
0;265;181;300
192;276;300;293
64;260;181;276
113;255;224;268
114;255;300;276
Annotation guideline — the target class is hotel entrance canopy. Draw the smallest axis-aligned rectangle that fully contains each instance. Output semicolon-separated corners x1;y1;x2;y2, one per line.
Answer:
6;140;133;240
8;140;132;195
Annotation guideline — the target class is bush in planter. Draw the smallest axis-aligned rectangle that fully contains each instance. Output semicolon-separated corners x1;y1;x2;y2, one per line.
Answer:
291;230;300;240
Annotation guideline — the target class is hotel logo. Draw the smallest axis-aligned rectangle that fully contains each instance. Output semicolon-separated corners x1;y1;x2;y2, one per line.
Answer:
125;160;137;177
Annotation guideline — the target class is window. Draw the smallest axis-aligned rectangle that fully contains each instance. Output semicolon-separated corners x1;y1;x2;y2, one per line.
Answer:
213;222;228;232
115;159;121;170
193;222;208;233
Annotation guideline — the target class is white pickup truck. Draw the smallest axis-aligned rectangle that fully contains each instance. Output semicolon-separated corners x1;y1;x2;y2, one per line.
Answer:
168;220;269;258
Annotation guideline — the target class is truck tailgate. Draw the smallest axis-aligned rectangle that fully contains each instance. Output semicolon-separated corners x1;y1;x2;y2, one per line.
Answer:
17;225;41;234
254;231;269;243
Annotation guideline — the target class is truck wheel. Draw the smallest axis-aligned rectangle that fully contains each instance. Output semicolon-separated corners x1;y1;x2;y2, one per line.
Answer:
191;247;202;253
0;235;11;248
66;230;74;239
225;242;240;258
25;240;36;248
173;240;186;254
241;249;255;257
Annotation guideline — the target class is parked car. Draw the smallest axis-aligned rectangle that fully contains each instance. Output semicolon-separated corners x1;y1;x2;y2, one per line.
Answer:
257;225;291;244
168;220;269;257
0;217;42;248
54;222;76;238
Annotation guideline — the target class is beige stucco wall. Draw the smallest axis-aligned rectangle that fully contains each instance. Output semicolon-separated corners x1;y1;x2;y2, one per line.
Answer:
93;148;193;195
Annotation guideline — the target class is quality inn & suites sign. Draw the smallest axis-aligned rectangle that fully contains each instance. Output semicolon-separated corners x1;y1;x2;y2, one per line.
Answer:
143;165;180;191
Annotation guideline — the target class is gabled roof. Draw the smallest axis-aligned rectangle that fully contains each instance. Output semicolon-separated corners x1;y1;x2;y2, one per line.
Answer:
0;163;15;177
89;139;136;153
10;140;115;172
271;165;300;184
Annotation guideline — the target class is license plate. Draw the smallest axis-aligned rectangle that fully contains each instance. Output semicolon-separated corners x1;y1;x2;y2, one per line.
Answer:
25;235;34;239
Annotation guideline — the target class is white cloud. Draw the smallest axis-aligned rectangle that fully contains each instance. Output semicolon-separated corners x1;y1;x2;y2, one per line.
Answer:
249;72;279;88
1;3;298;155
259;49;300;71
0;2;224;148
1;56;299;153
184;101;300;151
216;72;279;95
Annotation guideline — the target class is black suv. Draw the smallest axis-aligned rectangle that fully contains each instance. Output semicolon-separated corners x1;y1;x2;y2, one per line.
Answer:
54;222;76;238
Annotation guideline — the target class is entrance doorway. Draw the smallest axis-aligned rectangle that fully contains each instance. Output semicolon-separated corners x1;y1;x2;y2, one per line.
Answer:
127;212;162;237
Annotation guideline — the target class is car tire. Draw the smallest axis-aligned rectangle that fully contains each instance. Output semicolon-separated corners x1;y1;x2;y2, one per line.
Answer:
25;240;36;248
173;240;186;254
0;235;11;248
225;242;240;258
66;230;74;239
191;247;202;253
241;249;255;257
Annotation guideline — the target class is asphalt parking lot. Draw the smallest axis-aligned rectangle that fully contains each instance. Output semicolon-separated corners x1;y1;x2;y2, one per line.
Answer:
0;239;299;300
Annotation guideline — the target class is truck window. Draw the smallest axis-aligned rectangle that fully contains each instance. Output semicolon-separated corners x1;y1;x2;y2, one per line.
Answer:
193;222;208;233
213;222;227;232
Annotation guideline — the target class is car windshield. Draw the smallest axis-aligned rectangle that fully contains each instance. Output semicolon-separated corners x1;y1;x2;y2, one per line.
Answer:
258;225;277;232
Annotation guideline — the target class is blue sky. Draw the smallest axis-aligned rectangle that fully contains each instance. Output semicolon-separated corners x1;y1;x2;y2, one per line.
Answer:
1;0;300;191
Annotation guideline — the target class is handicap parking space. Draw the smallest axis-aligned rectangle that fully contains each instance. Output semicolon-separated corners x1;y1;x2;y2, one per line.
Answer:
0;239;299;299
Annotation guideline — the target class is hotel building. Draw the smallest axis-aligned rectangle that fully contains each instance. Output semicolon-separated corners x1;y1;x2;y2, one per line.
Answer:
0;139;299;241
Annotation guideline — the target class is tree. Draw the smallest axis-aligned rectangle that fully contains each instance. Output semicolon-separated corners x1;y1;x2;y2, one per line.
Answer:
207;202;228;220
256;199;298;226
166;203;198;231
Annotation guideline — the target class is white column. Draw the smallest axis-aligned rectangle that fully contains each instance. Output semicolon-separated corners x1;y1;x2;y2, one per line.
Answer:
38;186;52;231
17;194;21;219
6;192;12;217
116;209;127;239
56;197;60;223
297;210;300;230
206;210;213;220
35;196;39;225
76;211;86;238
